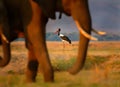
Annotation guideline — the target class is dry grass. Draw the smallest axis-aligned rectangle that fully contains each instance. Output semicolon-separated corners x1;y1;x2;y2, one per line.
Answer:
0;41;120;87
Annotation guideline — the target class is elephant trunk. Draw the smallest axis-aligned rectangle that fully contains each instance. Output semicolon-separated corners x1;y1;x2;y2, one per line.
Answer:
68;32;90;74
68;0;92;74
0;33;11;67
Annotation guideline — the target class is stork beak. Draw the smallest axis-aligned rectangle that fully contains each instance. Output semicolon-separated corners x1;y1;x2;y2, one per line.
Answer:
54;29;59;34
54;30;58;34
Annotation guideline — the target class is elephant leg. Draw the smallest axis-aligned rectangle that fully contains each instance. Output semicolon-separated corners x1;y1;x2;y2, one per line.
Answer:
26;23;54;82
26;44;39;82
25;1;54;82
0;1;11;67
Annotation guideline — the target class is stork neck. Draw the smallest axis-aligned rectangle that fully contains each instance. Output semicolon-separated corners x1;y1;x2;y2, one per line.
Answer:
58;31;60;36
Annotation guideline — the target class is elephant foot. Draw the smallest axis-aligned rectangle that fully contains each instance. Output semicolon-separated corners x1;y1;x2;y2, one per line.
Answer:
44;75;54;82
26;70;37;83
26;60;39;83
26;78;36;83
44;77;54;82
43;68;54;82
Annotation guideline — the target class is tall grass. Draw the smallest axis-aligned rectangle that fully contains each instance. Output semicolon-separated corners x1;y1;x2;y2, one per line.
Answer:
51;57;76;71
0;41;120;87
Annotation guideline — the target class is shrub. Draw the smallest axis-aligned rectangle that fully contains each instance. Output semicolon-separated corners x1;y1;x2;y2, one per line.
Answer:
52;58;76;71
83;56;108;70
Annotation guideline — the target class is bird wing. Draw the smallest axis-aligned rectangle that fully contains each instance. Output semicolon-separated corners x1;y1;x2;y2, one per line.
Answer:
60;35;71;44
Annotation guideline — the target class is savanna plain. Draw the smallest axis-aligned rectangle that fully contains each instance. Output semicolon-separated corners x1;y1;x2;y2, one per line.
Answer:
0;41;120;87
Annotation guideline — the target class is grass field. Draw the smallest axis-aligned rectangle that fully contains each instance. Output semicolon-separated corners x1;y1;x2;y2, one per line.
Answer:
0;41;120;87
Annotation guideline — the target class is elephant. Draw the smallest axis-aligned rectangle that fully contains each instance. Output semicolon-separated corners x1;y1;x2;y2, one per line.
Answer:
0;0;106;83
0;0;25;67
0;0;55;83
32;0;105;79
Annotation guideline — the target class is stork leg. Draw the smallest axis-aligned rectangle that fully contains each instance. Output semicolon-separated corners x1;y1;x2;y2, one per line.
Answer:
62;41;65;48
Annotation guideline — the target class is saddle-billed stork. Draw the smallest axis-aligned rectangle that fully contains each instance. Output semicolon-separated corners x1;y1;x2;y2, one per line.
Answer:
55;28;71;48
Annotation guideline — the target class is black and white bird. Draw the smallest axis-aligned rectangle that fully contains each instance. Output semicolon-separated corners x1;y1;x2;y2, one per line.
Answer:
55;28;71;47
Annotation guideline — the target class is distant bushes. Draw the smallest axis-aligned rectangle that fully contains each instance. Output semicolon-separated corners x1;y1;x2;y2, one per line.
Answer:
46;32;120;41
15;32;120;41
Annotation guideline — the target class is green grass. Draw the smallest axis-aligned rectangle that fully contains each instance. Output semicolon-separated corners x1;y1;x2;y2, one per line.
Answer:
1;56;120;87
51;58;76;71
0;71;120;87
84;55;109;70
0;41;120;87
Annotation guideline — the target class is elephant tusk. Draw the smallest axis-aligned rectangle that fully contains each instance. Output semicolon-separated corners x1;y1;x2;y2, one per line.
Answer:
1;34;9;43
75;21;98;41
92;28;106;35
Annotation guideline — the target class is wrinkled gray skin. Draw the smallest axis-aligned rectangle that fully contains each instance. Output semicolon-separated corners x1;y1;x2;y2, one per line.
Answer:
0;0;92;83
